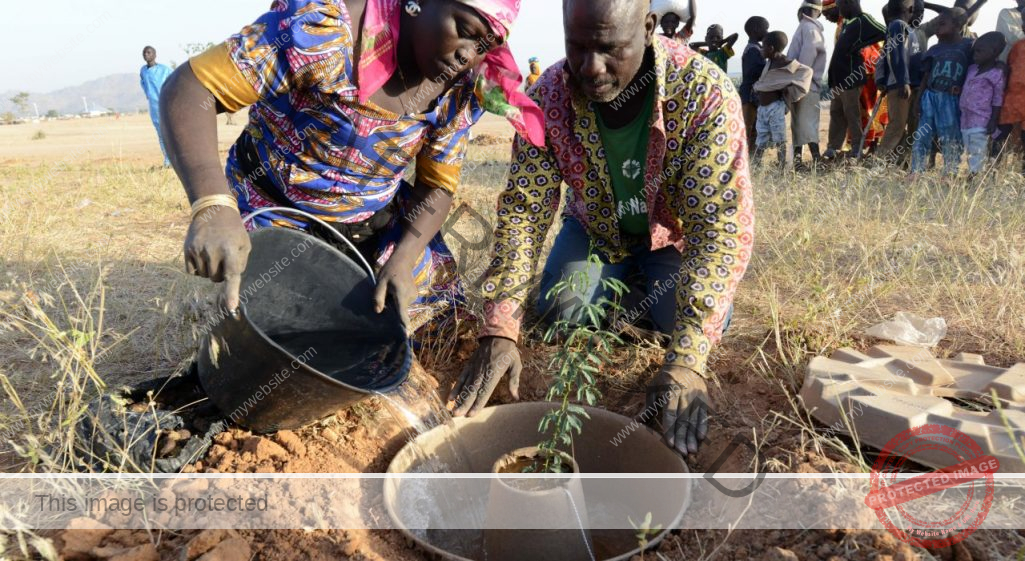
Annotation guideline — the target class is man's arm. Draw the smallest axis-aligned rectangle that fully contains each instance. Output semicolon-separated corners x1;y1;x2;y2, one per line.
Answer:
448;121;562;417
477;136;563;342
646;68;754;456
663;76;753;376
723;33;740;50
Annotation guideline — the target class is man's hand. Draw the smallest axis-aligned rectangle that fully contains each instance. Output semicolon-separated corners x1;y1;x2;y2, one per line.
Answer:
643;365;711;455
448;336;522;417
373;257;417;333
900;85;912;100
184;206;251;312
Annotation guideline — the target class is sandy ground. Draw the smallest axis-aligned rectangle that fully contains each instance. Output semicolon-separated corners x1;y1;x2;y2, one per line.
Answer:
2;111;1024;561
0;112;516;165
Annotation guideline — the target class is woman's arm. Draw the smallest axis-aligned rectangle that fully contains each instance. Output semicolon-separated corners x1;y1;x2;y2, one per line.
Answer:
372;182;454;329
161;63;229;203
161;62;252;311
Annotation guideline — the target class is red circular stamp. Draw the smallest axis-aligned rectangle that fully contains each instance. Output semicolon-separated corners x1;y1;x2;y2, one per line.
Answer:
864;424;999;548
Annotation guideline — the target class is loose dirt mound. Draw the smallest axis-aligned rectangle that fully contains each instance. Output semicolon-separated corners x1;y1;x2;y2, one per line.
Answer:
53;351;1024;561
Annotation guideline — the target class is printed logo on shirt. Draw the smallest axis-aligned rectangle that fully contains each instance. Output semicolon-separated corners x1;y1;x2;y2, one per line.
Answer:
617;196;648;219
622;159;642;180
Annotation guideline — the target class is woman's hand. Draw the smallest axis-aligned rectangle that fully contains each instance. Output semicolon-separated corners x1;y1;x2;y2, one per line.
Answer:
184;206;252;312
373;256;418;332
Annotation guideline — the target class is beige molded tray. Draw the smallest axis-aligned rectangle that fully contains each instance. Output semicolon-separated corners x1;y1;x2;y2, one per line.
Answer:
801;345;1025;471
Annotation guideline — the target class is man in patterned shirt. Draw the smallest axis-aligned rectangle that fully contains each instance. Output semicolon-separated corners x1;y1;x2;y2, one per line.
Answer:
448;0;754;456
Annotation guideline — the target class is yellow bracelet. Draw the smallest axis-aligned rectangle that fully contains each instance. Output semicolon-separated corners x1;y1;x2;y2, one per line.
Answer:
190;194;239;221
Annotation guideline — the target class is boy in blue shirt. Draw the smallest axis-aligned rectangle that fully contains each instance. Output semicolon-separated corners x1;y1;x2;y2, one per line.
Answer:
911;9;974;176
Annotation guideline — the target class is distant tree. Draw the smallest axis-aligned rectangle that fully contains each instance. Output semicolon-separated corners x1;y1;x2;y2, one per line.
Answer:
10;92;30;116
1;112;15;124
45;110;59;119
181;42;215;57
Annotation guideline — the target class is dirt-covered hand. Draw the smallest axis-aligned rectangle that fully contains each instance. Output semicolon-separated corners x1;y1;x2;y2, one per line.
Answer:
373;258;417;333
184;206;251;312
644;365;711;456
448;336;522;417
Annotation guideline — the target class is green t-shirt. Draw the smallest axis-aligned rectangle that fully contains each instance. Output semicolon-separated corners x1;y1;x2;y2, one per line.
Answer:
704;45;735;72
595;85;655;237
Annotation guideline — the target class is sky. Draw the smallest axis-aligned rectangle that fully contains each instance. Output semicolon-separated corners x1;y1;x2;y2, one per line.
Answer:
0;0;1010;93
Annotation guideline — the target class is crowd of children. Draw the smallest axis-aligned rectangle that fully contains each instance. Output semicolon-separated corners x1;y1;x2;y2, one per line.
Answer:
654;0;1025;175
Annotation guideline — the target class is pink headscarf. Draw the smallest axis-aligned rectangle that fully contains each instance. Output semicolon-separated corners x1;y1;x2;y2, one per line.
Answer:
359;0;545;146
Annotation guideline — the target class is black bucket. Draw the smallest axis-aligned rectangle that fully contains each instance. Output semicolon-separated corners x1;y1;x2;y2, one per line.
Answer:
197;217;411;433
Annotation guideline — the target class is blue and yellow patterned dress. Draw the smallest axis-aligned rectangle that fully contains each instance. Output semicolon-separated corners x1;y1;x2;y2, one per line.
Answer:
190;0;485;327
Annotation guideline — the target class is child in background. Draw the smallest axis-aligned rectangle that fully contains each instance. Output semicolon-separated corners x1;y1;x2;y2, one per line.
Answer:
753;31;814;167
789;0;828;165
876;0;924;162
959;32;1006;175
911;9;974;176
740;17;770;152
994;39;1025;170
691;24;740;71
527;57;542;87
652;0;697;42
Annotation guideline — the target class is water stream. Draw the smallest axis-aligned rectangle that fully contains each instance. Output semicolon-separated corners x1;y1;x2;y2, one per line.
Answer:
277;332;597;558
374;365;487;542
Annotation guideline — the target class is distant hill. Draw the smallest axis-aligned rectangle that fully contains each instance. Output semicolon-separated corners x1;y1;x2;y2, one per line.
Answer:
0;73;151;117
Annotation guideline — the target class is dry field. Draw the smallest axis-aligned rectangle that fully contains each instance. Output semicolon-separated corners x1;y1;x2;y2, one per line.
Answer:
2;113;1025;560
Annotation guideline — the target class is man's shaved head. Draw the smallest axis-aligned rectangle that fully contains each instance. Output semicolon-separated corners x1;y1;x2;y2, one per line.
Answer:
563;0;656;103
565;0;644;20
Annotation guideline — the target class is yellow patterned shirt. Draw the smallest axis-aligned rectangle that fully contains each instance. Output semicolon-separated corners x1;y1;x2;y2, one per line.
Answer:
478;36;755;375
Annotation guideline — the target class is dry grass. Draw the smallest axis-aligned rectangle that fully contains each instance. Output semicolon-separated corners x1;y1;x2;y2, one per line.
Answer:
2;115;1025;557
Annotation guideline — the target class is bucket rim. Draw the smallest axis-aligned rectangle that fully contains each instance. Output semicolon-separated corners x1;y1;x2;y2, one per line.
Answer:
225;304;413;395
382;402;691;561
234;226;413;394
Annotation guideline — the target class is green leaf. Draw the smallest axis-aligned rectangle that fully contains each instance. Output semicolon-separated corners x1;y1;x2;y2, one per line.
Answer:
566;415;582;433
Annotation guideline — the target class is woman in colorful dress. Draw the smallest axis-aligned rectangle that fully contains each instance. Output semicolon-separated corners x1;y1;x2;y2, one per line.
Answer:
160;0;543;333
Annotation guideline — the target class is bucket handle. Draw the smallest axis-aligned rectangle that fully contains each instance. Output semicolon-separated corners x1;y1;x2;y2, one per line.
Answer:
242;206;377;285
